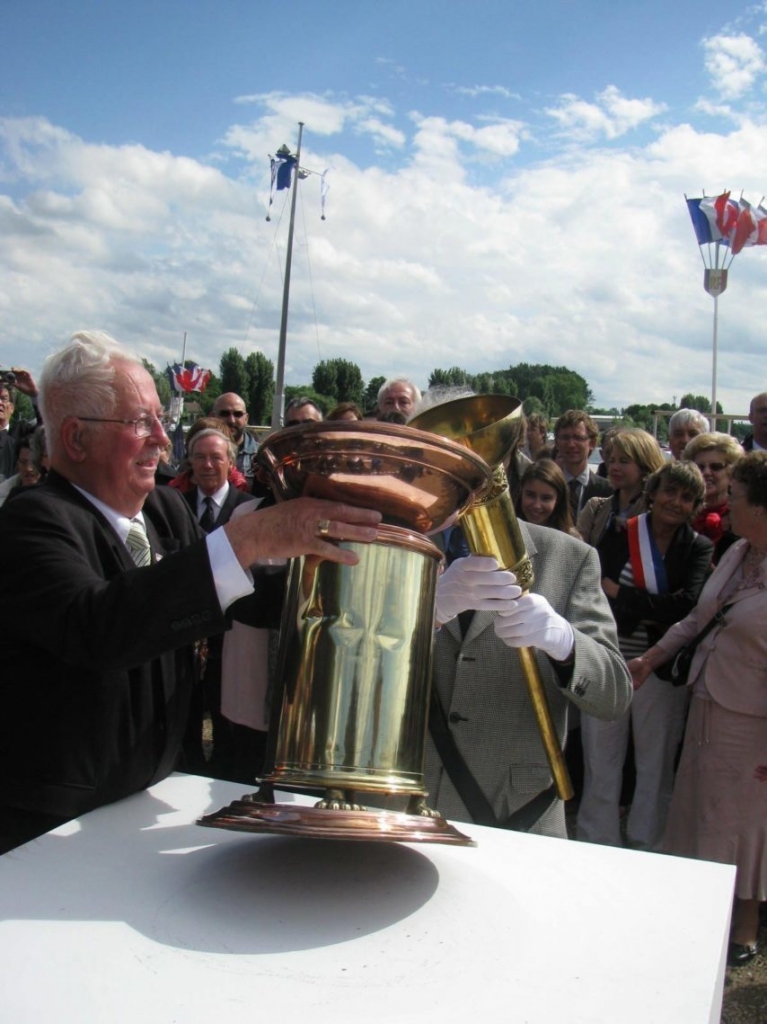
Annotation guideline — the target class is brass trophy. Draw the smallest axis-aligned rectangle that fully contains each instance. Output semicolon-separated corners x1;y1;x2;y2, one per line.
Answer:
198;420;493;845
410;395;573;802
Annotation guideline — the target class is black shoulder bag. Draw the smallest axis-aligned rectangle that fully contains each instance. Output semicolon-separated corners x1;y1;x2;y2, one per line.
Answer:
428;688;557;832
655;603;732;686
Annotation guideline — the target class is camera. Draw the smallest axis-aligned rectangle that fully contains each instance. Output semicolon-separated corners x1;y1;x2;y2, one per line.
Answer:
0;370;16;386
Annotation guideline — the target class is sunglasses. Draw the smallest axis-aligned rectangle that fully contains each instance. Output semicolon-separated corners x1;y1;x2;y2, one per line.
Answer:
696;461;727;473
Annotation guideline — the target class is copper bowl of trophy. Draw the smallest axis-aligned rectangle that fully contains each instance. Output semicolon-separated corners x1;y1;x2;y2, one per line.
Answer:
257;420;493;534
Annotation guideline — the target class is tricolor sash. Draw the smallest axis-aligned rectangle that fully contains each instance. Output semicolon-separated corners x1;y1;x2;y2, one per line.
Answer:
626;513;668;594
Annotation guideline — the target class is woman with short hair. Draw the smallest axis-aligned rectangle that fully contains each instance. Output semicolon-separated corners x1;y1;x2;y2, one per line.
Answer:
683;431;743;562
577;461;713;852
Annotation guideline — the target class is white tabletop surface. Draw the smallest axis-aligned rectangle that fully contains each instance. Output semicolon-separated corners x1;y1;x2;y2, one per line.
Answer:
0;773;735;1024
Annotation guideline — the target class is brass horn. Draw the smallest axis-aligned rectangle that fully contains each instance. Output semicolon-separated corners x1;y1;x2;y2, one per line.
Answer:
410;395;574;802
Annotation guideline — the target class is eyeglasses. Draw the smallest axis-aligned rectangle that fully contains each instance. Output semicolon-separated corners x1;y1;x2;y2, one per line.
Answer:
216;409;246;419
556;434;591;444
696;461;727;473
78;414;170;438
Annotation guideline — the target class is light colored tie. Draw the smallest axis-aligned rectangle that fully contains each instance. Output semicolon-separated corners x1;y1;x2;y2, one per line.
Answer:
125;519;152;567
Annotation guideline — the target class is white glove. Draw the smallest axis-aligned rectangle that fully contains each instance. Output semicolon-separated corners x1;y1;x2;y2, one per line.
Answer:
493;593;575;662
435;555;522;625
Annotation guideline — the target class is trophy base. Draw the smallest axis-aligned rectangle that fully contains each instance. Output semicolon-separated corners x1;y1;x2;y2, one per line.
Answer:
197;793;475;847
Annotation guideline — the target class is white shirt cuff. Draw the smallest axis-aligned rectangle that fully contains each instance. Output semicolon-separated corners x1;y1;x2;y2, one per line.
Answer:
205;526;254;611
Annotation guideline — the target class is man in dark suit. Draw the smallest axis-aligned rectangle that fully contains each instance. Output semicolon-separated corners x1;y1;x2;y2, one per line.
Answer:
554;410;612;516
0;331;380;852
0;370;40;481
181;427;255;774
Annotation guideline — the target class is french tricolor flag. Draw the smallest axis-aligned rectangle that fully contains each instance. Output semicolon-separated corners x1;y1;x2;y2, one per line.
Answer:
686;192;740;245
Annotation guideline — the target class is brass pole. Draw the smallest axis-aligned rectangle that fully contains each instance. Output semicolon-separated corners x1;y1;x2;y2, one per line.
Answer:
459;469;574;801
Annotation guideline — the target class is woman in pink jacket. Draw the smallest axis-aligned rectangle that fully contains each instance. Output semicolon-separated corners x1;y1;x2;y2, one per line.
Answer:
629;451;767;967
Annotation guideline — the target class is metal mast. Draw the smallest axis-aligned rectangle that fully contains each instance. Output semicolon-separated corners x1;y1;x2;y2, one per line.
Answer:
270;121;304;429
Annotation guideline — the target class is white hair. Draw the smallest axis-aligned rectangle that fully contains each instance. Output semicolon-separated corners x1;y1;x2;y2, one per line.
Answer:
668;408;709;433
39;331;143;445
377;377;422;407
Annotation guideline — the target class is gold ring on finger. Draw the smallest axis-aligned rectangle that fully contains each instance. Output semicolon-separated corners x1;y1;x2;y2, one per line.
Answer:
317;518;331;537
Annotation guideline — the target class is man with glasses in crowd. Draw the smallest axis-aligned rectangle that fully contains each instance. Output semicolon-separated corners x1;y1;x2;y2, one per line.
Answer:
554;410;612;517
0;331;380;852
211;392;258;491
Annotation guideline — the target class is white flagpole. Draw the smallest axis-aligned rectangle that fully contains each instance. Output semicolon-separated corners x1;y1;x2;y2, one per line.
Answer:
271;122;305;430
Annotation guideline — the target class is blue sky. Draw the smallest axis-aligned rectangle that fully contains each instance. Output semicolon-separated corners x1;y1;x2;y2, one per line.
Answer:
2;0;767;414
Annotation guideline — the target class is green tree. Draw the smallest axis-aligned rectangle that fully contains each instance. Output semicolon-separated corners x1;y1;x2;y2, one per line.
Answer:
142;359;171;407
199;372;221;415
10;391;34;425
428;366;471;388
285;384;329;415
219;348;249;398
522;395;545;416
363;376;386;414
312;359;364;406
245;351;274;425
312;361;338;400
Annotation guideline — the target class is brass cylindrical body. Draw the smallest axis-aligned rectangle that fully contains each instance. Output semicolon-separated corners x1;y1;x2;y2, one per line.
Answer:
265;525;442;796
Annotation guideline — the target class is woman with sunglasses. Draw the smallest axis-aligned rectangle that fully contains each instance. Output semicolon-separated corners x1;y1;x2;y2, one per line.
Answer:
683;432;744;563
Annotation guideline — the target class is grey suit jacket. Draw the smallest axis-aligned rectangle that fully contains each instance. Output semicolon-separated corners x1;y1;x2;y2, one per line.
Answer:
425;521;632;837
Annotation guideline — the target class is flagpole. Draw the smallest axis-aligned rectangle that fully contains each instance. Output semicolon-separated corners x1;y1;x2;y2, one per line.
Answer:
271;122;304;430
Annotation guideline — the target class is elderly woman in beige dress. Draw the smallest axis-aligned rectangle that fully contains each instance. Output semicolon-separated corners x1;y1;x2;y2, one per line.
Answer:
629;451;767;967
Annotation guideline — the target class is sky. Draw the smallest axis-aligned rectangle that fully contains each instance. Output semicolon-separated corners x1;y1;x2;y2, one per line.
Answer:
2;0;767;416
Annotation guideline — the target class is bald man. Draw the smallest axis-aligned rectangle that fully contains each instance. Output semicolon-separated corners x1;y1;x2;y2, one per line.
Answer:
744;392;767;452
211;392;258;490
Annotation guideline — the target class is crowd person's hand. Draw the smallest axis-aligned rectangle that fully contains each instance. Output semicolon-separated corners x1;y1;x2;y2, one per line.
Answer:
224;498;381;568
435;555;521;625
10;369;38;398
494;592;575;662
627;656;654;691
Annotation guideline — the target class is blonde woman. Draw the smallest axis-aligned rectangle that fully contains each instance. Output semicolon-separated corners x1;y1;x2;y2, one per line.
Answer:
683;431;743;562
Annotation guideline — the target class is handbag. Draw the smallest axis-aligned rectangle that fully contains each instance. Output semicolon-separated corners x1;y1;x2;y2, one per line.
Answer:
655;603;732;686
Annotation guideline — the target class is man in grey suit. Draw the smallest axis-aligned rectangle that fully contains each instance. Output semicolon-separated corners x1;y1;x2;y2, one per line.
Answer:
426;522;632;839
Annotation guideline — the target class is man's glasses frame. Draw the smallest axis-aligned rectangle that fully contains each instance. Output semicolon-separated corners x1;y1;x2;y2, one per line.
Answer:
77;414;170;438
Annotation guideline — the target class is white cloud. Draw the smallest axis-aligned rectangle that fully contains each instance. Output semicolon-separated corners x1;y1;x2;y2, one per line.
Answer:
2;86;767;418
545;85;667;141
702;33;766;99
452;85;519;100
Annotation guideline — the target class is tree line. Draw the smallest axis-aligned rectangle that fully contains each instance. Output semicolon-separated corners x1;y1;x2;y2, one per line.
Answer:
138;349;746;442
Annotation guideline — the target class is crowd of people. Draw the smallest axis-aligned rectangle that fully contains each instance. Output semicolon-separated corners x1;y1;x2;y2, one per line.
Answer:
1;338;765;968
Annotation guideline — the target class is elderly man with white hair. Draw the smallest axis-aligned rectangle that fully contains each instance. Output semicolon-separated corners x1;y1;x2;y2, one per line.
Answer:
376;377;422;423
0;331;380;852
667;408;709;460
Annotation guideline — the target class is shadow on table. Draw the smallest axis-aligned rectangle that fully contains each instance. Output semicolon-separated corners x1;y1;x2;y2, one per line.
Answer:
0;778;441;955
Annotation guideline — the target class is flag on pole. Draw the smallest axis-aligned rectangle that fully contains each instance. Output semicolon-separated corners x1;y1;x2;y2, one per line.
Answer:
167;363;211;393
731;198;767;254
686;192;740;245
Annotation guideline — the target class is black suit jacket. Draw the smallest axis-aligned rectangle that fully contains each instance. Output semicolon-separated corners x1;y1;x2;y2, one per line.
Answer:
0;470;278;821
0;429;15;480
581;469;613;505
182;483;253;532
